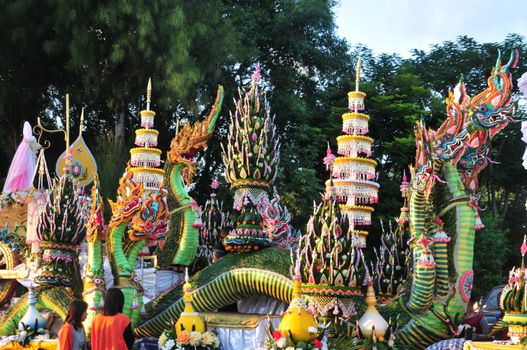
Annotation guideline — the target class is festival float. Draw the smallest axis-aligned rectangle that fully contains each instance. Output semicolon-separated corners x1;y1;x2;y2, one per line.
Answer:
0;51;521;350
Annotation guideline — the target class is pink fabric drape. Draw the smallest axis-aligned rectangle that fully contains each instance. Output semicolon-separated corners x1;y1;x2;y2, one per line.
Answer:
3;122;37;193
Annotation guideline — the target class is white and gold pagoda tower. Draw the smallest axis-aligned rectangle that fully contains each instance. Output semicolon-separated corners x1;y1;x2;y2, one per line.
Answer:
327;56;379;247
130;79;165;190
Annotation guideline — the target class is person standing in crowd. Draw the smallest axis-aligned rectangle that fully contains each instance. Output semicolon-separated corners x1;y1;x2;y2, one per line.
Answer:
91;288;135;350
58;300;88;350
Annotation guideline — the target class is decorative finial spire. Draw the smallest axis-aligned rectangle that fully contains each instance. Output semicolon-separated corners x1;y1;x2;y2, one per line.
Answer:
182;267;192;295
28;284;36;306
348;56;366;111
294;250;301;278
146;78;152;111
79;107;85;136
65;94;70;153
252;64;262;84
400;170;409;197
323;143;336;171
398;170;410;226
355;54;362;92
521;235;527;269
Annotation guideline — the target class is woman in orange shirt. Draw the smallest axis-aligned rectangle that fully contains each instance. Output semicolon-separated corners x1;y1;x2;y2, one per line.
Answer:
58;300;88;350
91;288;135;350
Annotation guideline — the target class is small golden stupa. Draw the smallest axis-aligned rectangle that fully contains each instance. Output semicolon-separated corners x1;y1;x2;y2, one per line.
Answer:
279;262;318;342
175;268;205;335
358;279;388;341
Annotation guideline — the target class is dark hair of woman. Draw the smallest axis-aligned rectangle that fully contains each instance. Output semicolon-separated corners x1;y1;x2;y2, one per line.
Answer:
103;288;125;316
65;300;88;331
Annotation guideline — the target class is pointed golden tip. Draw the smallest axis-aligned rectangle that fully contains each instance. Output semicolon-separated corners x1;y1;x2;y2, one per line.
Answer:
79;107;85;135
355;54;362;92
147;78;152;104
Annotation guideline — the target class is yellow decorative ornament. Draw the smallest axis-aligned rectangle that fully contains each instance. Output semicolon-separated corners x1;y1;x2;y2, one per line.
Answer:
358;280;388;341
278;263;318;343
175;268;206;336
55;108;97;187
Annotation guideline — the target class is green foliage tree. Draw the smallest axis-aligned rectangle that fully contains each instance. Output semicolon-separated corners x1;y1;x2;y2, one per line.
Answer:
472;213;510;298
191;0;354;229
1;1;526;289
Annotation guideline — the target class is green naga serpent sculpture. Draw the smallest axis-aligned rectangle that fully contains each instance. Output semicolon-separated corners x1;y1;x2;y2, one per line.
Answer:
396;51;519;349
156;86;224;266
106;86;225;327
135;247;293;337
106;170;169;328
135;75;293;337
83;174;107;336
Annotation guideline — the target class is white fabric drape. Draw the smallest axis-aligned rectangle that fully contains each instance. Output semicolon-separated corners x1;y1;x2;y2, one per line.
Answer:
211;317;281;350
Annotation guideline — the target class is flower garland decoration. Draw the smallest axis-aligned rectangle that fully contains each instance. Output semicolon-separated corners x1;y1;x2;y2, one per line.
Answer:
158;329;220;350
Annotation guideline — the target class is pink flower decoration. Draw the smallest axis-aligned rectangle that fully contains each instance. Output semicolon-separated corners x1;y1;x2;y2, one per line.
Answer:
323;144;336;171
417;235;431;248
272;330;282;342
210;179;220;189
521;235;527;256
252;64;262;83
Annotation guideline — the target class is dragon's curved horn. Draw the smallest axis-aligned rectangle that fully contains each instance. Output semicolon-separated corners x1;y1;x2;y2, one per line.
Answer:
502;50;519;73
206;85;224;134
494;49;502;73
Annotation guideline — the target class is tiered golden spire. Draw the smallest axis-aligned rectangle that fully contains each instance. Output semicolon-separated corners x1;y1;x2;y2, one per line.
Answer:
326;55;379;247
129;79;165;190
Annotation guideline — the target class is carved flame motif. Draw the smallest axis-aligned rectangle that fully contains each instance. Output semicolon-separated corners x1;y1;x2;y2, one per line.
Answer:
129;190;169;242
167;86;223;185
257;195;292;246
413;121;435;198
435;83;470;164
109;169;144;227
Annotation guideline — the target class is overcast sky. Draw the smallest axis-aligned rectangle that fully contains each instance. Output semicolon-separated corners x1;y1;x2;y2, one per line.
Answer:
335;0;527;58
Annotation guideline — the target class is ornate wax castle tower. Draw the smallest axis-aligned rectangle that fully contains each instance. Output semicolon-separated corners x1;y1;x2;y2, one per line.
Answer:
222;67;281;251
327;56;379;247
297;57;379;322
129;79;165;190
